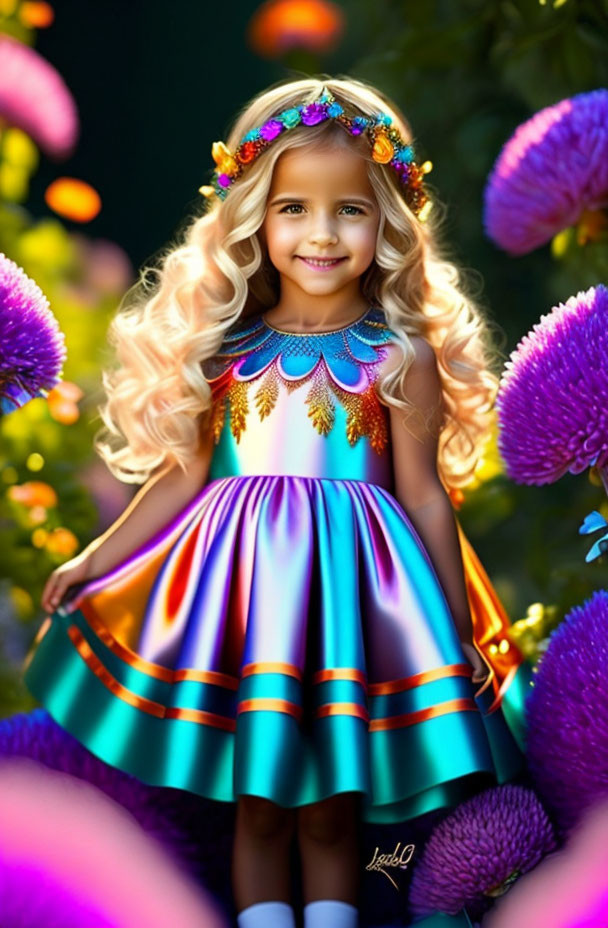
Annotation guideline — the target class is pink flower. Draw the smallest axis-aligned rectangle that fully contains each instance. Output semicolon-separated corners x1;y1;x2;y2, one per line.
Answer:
0;35;79;158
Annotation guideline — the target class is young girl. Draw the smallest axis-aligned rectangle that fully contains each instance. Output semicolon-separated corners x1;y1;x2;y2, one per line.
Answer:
23;76;532;928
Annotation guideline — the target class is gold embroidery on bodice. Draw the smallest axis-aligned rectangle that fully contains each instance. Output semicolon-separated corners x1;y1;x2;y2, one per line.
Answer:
201;306;398;454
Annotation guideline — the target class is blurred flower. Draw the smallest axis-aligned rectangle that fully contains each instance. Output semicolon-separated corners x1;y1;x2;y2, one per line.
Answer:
72;233;134;296
19;1;55;28
0;34;79;158
484;89;608;255
447;487;465;509
0;756;228;927
509;602;560;662
0;123;39;174
526;589;608;835
31;527;48;547
19;219;74;275
46;380;83;424
0;710;237;903
44;526;79;556
464;419;504;492
7;480;58;507
9;584;34;619
484;795;608;928
495;285;608;484
0;126;40;201
26;450;44;470
0;252;66;413
247;0;344;58
408;785;556;921
45;177;101;222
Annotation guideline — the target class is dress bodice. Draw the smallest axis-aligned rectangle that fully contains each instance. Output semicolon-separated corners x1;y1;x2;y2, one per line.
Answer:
201;306;400;490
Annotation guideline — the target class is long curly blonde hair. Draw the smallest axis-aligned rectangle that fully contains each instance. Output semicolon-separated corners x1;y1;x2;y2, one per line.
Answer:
94;74;504;490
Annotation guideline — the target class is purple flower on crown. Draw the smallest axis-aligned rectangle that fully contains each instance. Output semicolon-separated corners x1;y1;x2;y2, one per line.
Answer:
0;252;66;414
526;590;608;835
300;102;329;125
495;284;608;486
349;116;368;136
260;118;284;141
484;89;608;255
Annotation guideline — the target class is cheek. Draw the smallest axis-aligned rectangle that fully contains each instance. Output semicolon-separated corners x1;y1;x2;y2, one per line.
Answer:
344;223;378;258
264;220;299;257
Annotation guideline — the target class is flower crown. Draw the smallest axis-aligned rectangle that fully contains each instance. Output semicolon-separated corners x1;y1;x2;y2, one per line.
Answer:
198;87;433;221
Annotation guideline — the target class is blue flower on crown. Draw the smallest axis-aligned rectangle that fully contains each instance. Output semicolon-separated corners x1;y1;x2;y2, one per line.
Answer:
395;145;414;164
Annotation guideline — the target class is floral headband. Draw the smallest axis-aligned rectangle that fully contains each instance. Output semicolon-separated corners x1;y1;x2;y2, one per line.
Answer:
198;87;433;221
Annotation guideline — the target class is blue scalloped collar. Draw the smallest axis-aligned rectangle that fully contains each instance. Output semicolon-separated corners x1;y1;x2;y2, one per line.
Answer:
202;305;398;390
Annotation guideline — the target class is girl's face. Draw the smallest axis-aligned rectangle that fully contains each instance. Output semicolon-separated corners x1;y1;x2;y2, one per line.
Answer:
261;143;380;301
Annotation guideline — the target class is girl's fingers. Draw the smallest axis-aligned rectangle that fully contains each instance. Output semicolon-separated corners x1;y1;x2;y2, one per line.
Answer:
42;577;64;611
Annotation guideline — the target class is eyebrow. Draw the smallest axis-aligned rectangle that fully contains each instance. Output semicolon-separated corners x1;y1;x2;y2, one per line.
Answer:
269;195;375;208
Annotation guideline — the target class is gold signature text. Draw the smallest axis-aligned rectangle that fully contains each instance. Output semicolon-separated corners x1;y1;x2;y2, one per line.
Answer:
365;842;415;889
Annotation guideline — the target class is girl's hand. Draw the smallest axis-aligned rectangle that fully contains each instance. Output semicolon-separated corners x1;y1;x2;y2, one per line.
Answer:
40;549;93;614
460;641;491;686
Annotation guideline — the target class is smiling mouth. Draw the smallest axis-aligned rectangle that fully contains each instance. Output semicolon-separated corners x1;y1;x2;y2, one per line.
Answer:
297;256;347;267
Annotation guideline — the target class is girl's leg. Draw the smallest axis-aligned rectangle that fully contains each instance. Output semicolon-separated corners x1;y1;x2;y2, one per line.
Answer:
232;795;296;913
296;791;361;915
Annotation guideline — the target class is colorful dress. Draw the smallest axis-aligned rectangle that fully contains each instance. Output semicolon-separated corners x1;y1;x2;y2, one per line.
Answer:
22;305;532;824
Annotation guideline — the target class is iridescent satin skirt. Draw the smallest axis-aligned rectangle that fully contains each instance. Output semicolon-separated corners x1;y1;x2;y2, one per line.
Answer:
22;474;532;824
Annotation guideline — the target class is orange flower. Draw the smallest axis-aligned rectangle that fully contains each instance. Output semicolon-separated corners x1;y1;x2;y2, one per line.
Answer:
19;2;55;28
7;481;58;508
47;380;83;424
248;0;344;58
45;527;79;556
45;177;101;222
448;487;465;509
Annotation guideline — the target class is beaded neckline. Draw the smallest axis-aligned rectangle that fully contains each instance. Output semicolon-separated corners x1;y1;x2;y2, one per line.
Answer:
261;305;372;336
203;304;398;453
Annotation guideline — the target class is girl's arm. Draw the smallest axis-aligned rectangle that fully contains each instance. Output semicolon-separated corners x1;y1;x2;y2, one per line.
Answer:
83;422;216;578
379;338;475;647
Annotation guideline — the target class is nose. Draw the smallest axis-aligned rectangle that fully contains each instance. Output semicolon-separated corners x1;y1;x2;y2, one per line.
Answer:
308;211;339;247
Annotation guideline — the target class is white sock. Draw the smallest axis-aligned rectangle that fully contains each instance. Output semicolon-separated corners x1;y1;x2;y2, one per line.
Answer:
236;900;296;928
303;899;359;928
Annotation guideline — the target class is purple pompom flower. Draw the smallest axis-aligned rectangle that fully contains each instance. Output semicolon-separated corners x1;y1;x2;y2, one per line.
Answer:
526;589;608;836
484;89;608;255
0;252;66;413
495;284;608;486
408;784;556;921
